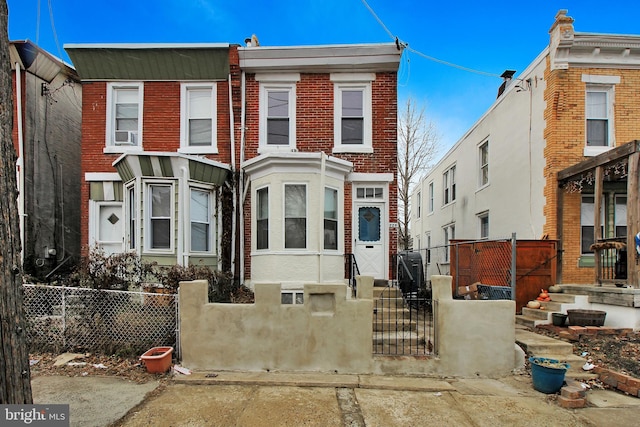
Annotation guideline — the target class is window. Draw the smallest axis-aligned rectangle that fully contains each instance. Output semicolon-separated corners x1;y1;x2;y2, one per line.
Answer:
478;212;489;239
257;74;299;152
425;232;431;264
443;224;455;262
256;187;269;250
416;191;421;218
284;184;306;249
586;89;609;147
127;186;136;250
428;182;434;213
148;184;172;250
332;73;374;153
181;83;217;153
106;83;143;150
615;195;627;238
324;188;338;250
190;188;212;252
582;75;619;156
443;166;456;205
281;291;304;305
581;195;604;255
356;187;383;200
479;141;489;187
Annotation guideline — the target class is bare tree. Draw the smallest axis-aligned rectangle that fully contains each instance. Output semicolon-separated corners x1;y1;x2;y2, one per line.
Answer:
397;97;440;251
0;0;33;404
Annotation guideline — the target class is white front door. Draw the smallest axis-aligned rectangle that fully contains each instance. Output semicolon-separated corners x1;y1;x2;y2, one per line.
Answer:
354;202;386;279
94;202;124;255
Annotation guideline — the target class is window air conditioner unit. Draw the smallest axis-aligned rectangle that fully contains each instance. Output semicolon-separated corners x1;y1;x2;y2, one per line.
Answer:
114;130;137;145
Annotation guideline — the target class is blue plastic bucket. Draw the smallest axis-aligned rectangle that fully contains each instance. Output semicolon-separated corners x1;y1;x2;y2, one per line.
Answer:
529;357;569;394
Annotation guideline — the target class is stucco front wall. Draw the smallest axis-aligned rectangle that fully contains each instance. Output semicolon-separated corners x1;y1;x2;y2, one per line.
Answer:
180;275;518;378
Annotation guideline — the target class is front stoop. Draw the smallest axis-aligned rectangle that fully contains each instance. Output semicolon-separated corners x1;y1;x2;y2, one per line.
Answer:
515;328;597;380
515;292;588;328
372;285;422;353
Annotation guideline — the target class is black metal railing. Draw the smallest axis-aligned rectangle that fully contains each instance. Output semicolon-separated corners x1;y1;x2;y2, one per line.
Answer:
372;283;434;356
344;253;360;292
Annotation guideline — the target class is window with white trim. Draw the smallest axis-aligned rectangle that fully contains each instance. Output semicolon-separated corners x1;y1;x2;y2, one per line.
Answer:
615;195;627;238
256;187;269;250
586;88;612;148
126;185;136;250
425;232;431;264
106;83;143;151
147;183;173;251
259;83;297;151
356;187;383;200
324;187;338;250
284;184;306;249
281;290;304;305
180;83;217;153
443;165;456;205
478;212;489;239
479;141;489;187
190;188;213;253
332;73;373;153
443;223;455;262
416;191;421;218
428;182;434;213
581;195;604;255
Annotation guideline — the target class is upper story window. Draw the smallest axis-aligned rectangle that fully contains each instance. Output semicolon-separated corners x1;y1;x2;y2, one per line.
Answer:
479;141;489;187
428;182;434;213
284;184;306;249
257;73;299;153
443;165;456;205
582;74;620;156
256;187;269;250
324;187;338;250
180;83;217;154
106;83;143;153
331;73;374;154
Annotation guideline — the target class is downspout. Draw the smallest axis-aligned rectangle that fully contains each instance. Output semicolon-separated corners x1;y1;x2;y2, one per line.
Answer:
179;166;188;266
239;70;246;284
15;62;25;264
229;74;236;275
318;152;326;283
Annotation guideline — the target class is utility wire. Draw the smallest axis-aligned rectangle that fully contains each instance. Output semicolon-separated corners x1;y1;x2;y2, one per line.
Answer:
360;0;501;78
48;0;63;60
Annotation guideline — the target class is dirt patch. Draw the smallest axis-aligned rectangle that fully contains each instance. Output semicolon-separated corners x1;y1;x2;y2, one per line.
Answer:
29;352;173;384
534;326;640;379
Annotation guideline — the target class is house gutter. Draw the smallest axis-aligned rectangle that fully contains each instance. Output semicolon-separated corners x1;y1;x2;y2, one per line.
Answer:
239;70;246;284
229;73;236;275
15;61;25;264
318;152;326;283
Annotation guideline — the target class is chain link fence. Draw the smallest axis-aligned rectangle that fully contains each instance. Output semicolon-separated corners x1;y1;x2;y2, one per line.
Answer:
23;284;179;357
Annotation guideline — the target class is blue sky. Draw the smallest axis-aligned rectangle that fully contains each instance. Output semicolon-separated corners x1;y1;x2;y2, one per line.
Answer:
7;0;640;149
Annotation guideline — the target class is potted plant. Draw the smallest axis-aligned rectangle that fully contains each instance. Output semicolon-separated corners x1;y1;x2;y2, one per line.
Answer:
529;357;570;393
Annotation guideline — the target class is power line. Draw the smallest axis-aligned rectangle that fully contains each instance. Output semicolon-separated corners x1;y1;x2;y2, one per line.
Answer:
360;0;501;78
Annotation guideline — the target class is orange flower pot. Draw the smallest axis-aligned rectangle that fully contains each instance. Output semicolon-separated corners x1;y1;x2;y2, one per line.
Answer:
140;346;174;373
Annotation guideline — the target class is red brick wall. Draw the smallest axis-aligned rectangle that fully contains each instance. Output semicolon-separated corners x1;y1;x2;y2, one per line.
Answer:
241;71;399;281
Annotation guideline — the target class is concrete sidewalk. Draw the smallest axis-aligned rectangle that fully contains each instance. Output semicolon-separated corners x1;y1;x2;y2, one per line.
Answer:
32;371;640;427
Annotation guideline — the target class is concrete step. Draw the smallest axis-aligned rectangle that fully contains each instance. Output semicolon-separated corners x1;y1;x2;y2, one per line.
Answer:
373;287;402;298
521;307;551;320
545;293;576;303
373;307;409;317
373;319;417;332
515;315;542;329
372;331;420;346
373;297;406;309
515;328;574;357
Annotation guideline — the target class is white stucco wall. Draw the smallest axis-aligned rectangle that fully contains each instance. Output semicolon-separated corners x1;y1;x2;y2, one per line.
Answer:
411;51;549;258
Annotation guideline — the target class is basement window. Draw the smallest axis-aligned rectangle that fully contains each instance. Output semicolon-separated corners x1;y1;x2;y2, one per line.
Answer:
281;291;304;305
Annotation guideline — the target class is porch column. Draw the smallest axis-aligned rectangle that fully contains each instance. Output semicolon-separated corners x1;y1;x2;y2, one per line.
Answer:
594;166;603;285
627;152;639;288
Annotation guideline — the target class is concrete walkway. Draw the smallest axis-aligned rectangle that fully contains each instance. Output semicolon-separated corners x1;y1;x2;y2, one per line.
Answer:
32;371;640;427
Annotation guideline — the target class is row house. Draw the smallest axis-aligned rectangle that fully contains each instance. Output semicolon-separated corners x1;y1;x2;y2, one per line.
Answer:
11;40;82;280
65;41;402;289
411;10;640;287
